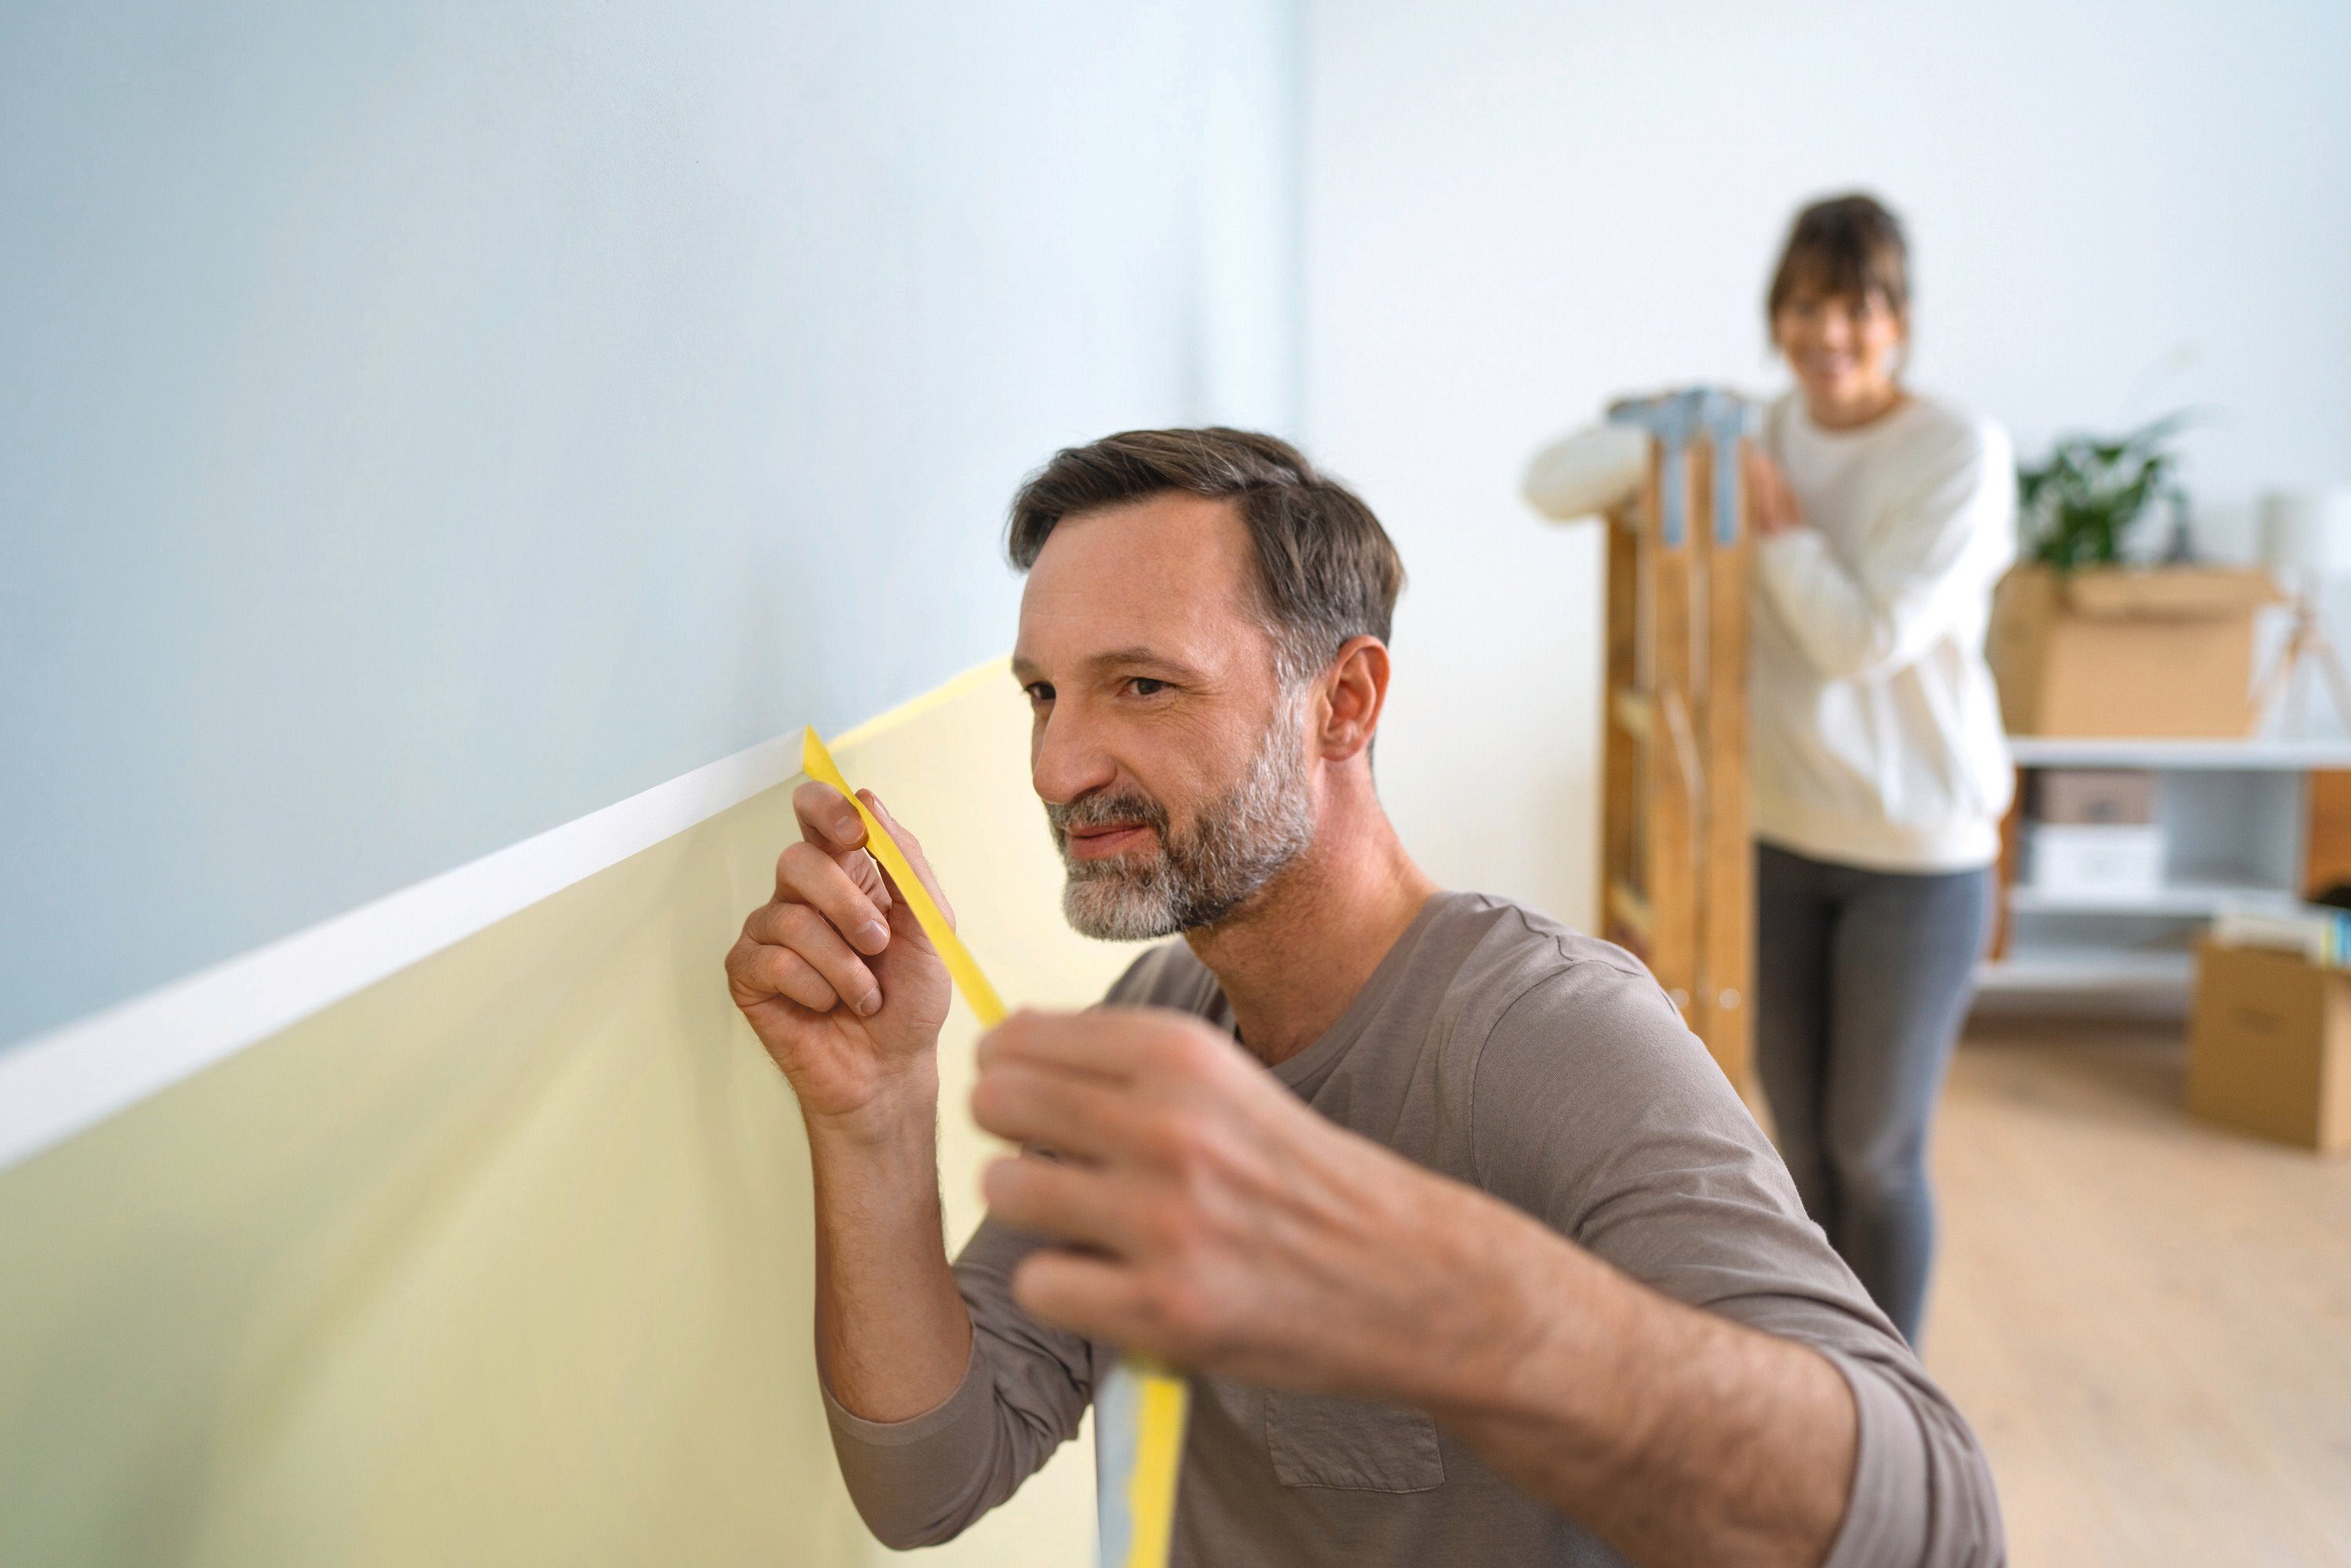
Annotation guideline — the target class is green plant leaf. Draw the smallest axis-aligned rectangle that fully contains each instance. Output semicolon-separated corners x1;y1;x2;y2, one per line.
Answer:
2017;409;2197;568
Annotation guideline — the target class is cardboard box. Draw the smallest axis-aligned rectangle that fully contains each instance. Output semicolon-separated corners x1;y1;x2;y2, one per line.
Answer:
2032;768;2156;825
2024;822;2165;896
1988;565;2280;737
2188;939;2351;1153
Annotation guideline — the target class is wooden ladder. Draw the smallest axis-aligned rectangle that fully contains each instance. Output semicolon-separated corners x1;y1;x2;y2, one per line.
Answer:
1601;392;1755;1085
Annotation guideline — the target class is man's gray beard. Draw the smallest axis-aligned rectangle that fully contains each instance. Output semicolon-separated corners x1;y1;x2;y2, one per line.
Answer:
1049;704;1317;942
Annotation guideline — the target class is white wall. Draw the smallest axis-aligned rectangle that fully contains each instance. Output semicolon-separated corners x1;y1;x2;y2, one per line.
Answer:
1303;0;2351;927
0;0;1300;1048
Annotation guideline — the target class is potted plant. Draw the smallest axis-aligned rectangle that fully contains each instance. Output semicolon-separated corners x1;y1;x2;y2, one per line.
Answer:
2017;413;2190;569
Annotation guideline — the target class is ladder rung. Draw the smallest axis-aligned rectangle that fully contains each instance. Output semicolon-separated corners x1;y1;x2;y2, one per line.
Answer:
1607;882;1654;940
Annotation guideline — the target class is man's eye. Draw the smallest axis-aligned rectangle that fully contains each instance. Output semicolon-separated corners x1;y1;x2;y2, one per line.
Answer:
1131;678;1169;697
1026;683;1055;704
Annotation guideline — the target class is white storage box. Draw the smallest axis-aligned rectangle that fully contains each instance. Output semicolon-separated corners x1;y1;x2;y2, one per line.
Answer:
2026;822;2166;898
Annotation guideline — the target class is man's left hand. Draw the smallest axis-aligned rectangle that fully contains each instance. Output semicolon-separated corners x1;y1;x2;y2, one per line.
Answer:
970;1006;1552;1408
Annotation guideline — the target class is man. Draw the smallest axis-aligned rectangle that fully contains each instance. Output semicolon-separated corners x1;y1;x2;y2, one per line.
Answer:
725;429;2002;1566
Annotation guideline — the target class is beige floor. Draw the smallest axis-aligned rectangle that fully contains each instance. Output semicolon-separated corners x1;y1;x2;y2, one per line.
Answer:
1923;1017;2351;1566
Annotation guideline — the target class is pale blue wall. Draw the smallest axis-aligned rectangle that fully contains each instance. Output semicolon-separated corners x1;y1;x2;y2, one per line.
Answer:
0;1;1301;1047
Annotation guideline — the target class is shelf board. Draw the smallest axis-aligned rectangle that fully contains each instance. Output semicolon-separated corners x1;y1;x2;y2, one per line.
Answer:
2006;736;2351;770
1976;950;2194;992
2006;881;2302;918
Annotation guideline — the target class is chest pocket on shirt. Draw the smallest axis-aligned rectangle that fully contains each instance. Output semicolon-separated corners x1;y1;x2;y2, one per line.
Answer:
1264;1390;1446;1493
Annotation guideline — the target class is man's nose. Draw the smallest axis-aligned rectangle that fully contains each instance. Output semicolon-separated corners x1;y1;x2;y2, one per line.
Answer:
1031;704;1118;806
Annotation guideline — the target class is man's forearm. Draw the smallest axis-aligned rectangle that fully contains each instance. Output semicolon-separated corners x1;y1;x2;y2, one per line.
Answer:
806;1076;974;1424
1415;1191;1854;1568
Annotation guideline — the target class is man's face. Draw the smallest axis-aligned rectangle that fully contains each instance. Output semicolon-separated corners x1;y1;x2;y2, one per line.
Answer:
1012;494;1316;940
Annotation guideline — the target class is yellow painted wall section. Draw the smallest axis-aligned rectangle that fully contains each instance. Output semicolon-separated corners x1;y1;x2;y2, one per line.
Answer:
0;664;1136;1567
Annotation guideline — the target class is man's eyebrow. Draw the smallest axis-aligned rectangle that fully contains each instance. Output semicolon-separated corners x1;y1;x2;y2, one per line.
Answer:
1089;647;1209;683
1009;648;1212;686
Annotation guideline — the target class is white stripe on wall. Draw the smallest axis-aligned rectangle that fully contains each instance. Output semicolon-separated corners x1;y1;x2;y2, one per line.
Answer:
0;655;1007;1174
0;734;795;1171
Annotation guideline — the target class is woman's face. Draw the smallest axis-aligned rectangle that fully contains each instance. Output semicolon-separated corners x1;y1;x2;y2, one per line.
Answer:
1773;284;1905;419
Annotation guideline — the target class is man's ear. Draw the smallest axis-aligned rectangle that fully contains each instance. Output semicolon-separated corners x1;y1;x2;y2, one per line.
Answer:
1317;636;1390;762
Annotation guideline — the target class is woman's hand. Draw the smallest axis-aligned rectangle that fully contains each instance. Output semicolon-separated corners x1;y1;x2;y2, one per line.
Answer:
1744;444;1803;538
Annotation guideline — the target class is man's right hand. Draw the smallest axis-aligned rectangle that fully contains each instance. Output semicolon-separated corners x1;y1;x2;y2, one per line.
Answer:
726;781;956;1129
733;784;976;1433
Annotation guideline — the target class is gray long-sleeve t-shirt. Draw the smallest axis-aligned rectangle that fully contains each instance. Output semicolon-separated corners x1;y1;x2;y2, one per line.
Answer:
824;891;2004;1566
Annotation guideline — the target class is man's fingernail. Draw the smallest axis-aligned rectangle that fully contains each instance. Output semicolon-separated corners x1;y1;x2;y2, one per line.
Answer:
858;919;889;951
857;988;883;1017
835;817;862;846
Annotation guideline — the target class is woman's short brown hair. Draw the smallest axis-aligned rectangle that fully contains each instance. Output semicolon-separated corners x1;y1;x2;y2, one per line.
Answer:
1766;193;1911;328
1005;427;1404;686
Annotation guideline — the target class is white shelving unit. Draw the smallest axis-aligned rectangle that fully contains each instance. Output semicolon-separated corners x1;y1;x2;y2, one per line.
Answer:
2004;880;2303;918
1980;949;2196;994
2005;737;2351;770
1979;737;2351;1009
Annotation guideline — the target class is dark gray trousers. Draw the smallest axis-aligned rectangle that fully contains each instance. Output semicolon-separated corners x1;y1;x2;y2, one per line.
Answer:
1753;842;1992;1345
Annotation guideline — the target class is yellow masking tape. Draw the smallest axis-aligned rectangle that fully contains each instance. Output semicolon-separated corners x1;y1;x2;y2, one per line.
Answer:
800;724;1189;1568
1124;1364;1190;1568
802;726;1008;1027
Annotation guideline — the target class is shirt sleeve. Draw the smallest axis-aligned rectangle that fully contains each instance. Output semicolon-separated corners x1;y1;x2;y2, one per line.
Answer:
821;1218;1096;1549
1521;422;1650;520
1757;420;2016;683
1467;959;2005;1567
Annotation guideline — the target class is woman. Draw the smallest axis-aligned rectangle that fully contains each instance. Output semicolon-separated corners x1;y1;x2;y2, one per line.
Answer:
1744;194;2015;1345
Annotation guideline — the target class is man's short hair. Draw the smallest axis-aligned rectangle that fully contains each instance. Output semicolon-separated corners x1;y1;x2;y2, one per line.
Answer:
1005;427;1405;685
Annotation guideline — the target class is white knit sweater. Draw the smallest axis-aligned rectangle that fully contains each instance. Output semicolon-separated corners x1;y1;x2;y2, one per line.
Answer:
1750;391;2016;872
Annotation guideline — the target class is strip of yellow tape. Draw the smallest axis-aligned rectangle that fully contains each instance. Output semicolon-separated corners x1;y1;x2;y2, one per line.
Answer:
799;726;1187;1568
1124;1361;1190;1566
801;726;1008;1027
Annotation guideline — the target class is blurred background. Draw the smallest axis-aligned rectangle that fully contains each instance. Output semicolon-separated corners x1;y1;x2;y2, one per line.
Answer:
3;2;2348;1565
